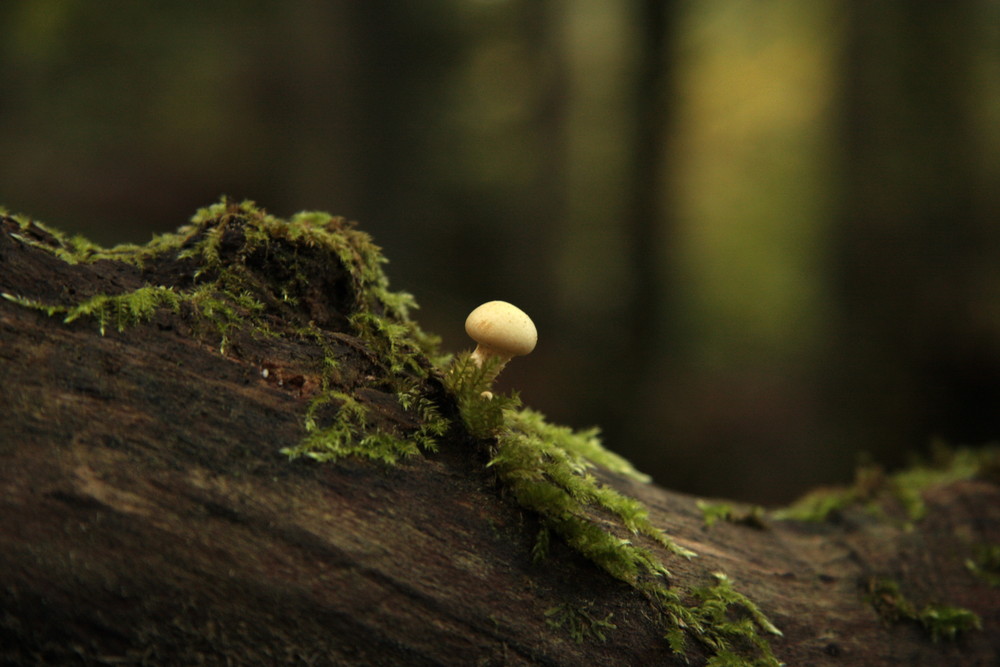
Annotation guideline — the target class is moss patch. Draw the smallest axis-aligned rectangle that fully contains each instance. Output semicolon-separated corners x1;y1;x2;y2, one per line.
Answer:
665;572;783;666
3;286;182;336
445;353;782;665
2;198;447;465
697;500;767;530
865;577;981;642
774;446;999;523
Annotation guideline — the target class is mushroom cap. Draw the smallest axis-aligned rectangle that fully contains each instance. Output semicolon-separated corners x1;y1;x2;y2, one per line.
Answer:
465;301;537;358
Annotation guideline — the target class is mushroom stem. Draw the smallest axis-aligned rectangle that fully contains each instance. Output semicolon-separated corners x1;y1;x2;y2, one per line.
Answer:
469;346;513;387
469;345;510;369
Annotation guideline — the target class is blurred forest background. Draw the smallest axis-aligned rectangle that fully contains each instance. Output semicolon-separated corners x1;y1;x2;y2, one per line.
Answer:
2;1;999;504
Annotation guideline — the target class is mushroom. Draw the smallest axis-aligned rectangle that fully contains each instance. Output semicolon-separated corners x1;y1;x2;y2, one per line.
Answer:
465;301;537;380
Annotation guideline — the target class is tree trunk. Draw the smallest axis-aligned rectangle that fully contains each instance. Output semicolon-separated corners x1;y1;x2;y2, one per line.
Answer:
830;0;1000;462
1;203;997;666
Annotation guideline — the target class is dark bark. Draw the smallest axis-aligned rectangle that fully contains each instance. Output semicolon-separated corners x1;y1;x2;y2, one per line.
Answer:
1;211;998;666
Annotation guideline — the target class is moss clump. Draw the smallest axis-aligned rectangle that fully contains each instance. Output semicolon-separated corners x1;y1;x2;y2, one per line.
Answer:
4;214;178;267
770;464;883;523
653;572;782;666
446;354;693;581
865;577;981;642
889;447;986;520
279;384;448;465
445;354;782;665
774;446;998;523
3;198;448;463
696;500;767;530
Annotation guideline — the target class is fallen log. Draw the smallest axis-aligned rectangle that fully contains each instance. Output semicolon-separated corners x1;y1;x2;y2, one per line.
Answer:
1;200;997;666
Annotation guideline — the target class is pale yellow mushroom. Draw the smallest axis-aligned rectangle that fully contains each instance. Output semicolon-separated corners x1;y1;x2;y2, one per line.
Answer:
465;300;537;381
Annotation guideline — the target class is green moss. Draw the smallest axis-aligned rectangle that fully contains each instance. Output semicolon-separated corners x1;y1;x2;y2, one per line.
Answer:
279;382;448;465
697;501;734;529
865;577;981;642
544;602;617;644
445;353;693;578
965;544;1000;587
7;209;197;268
491;408;695;571
444;354;781;664
771;463;883;522
3;286;181;335
889;447;984;520
697;500;767;530
774;446;998;523
281;391;414;464
651;573;782;666
4;198;448;463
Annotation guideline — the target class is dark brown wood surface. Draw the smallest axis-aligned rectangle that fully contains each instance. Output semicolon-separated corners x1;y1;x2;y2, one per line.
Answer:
1;214;997;666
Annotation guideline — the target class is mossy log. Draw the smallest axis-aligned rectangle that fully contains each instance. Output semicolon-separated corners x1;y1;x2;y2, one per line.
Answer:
1;202;998;666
